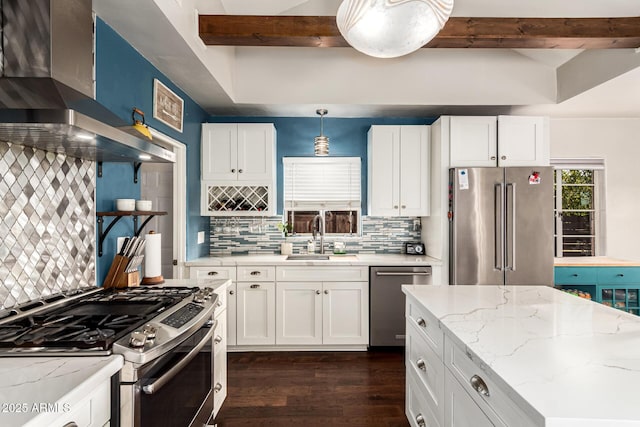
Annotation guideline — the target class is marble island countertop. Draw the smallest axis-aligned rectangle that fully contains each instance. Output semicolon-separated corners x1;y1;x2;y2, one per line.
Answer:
402;284;640;426
186;253;442;267
554;256;640;266
0;355;123;426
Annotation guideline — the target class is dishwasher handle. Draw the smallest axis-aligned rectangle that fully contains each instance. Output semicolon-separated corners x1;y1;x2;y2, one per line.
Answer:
375;270;432;277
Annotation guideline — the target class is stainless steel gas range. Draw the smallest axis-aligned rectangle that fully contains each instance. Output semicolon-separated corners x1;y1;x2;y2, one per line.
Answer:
0;285;220;427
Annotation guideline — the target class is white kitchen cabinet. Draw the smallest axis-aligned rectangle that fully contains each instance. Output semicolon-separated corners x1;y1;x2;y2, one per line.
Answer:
55;379;111;427
227;282;237;346
448;116;549;167
322;281;368;345
213;294;228;417
201;123;275;181
236;281;276;345
368;125;430;216
276;282;323;345
445;369;498;427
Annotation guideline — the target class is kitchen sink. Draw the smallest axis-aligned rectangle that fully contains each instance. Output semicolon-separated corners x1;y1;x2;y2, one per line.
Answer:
286;254;331;260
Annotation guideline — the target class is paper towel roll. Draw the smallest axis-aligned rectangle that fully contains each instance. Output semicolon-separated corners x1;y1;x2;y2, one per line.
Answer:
144;232;162;278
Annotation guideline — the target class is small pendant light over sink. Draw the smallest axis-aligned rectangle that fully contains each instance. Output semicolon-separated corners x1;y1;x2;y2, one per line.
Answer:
314;108;329;156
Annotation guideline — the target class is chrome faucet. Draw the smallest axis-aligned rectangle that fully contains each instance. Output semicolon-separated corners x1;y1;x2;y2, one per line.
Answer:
312;214;325;254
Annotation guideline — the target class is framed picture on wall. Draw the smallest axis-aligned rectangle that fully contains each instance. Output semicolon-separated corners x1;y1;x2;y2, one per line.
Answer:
153;78;184;132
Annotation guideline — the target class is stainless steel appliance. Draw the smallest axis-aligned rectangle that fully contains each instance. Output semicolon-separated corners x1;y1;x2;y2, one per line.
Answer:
449;167;554;286
0;285;219;427
369;266;432;347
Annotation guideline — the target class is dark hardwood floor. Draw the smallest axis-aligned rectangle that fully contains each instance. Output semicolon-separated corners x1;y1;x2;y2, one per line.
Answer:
214;350;411;427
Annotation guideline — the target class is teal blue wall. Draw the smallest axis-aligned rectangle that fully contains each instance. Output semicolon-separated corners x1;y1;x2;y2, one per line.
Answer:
207;117;436;214
94;18;209;284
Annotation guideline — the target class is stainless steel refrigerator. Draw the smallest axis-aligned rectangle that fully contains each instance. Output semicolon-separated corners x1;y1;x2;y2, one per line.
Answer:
449;167;554;286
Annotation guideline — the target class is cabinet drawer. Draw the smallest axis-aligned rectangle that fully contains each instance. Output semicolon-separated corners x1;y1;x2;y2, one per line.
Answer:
407;373;441;427
237;266;276;282
444;340;537;427
190;266;236;280
597;267;640;285
406;295;444;358
406;321;444;425
276;266;368;282
554;267;597;285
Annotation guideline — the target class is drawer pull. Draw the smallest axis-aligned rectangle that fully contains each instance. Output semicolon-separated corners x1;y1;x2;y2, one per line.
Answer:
214;335;222;344
415;414;426;427
229;290;235;295
250;284;261;289
214;382;223;392
216;300;222;307
571;274;578;277
316;290;321;295
250;271;261;276
416;317;427;328
324;290;329;295
416;358;426;371
617;274;624;277
470;375;490;397
208;271;219;276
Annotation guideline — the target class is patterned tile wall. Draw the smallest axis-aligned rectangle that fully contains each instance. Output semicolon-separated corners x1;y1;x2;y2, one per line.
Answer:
209;216;422;255
0;141;96;310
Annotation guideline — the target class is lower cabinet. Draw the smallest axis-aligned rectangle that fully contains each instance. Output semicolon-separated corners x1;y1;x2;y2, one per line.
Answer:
275;281;369;346
213;287;228;417
236;281;276;345
444;369;497;427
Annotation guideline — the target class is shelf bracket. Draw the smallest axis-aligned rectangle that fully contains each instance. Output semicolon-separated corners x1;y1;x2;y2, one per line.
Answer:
134;215;157;237
133;162;142;184
97;215;124;257
97;162;103;178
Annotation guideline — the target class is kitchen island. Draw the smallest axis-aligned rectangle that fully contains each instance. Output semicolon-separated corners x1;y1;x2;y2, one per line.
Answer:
403;284;640;426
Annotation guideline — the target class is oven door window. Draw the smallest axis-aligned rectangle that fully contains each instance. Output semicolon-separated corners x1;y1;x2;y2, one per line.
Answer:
139;326;212;427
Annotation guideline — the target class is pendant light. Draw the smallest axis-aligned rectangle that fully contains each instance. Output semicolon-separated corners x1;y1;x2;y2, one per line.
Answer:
314;109;329;156
336;0;454;59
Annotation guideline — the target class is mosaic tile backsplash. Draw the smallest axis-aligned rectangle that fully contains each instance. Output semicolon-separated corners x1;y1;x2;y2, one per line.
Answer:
209;216;422;255
0;141;96;310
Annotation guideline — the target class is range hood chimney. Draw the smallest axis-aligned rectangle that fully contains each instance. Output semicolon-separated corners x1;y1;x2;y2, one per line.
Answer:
0;0;175;163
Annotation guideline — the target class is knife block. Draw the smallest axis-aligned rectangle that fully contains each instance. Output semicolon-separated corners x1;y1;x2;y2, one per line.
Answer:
104;255;140;289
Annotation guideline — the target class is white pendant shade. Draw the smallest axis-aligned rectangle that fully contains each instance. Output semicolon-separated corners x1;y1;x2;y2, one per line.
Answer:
337;0;454;58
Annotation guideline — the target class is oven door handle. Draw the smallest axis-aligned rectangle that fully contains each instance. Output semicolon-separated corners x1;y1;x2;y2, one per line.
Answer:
142;321;217;395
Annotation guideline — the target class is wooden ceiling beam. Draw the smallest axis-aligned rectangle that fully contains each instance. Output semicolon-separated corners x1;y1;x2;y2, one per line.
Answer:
198;15;640;49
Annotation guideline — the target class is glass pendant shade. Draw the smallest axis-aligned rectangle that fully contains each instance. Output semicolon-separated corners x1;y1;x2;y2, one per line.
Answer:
336;0;454;58
314;109;329;156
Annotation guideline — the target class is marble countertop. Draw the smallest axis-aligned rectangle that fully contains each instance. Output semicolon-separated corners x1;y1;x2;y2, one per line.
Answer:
402;285;640;426
554;256;640;266
0;355;123;426
186;253;442;267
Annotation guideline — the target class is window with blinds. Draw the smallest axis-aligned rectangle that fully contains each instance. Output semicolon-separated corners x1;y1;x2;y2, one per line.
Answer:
283;157;361;235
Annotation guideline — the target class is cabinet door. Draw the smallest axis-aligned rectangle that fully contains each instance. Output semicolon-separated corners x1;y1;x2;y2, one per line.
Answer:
368;125;401;216
227;283;237;346
213;310;227;416
237;123;275;181
276;282;322;345
202;124;238;180
322;282;368;345
449;117;497;167
400;125;430;216
236;282;275;345
445;370;499;427
497;116;549;167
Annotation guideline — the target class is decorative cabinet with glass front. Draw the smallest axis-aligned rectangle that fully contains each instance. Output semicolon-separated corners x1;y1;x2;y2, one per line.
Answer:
555;266;640;315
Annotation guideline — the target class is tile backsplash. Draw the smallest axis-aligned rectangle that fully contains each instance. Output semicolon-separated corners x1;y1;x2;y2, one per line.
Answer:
0;142;96;310
209;216;422;255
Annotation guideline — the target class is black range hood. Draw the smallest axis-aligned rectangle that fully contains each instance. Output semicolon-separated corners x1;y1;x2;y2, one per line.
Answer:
0;0;175;163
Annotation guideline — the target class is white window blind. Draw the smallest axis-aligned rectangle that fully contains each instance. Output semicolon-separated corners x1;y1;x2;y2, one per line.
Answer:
283;157;361;210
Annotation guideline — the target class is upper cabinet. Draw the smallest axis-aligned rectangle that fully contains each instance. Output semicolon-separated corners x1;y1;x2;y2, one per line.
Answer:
449;116;549;167
202;123;275;181
368;125;430;217
201;123;277;216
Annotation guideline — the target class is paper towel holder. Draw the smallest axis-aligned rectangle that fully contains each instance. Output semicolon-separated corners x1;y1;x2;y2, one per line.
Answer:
141;231;165;285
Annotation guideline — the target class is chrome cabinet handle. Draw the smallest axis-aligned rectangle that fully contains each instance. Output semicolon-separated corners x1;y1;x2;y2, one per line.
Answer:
324;290;329;295
393;205;398;209
490;156;496;160
415;414;426;427
231;168;236;173
501;155;507;160
229;290;235;295
250;284;260;289
470;374;490;397
617;273;624;277
416;317;427;328
214;382;223;392
239;169;243;173
416;358;426;371
208;271;218;276
401;205;406;209
250;271;261;276
214;335;222;344
571;273;579;277
63;423;78;427
316;290;321;295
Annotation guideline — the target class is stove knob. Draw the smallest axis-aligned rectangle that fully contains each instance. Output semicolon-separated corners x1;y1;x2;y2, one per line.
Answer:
142;324;157;340
129;331;147;348
193;292;205;303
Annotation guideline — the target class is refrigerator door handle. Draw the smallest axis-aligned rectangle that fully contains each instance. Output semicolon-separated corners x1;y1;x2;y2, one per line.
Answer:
506;183;517;271
495;183;505;271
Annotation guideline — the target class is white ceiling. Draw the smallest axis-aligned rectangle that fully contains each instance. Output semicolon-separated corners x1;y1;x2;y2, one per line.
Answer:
93;0;640;118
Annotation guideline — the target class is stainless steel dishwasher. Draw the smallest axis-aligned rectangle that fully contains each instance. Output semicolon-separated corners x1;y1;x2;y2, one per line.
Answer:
369;266;432;347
